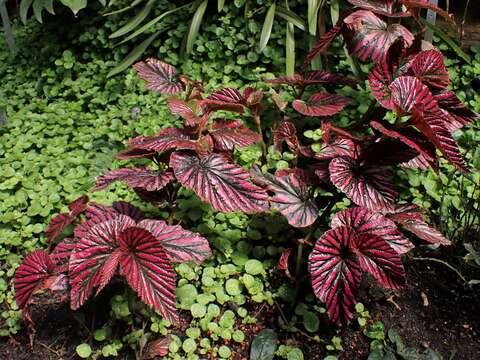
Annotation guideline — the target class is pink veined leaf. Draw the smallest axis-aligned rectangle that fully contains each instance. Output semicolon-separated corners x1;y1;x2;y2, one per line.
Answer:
137;219;211;263
389;76;438;114
273;120;299;153
344;10;414;63
435;91;478;131
112;202;145;223
329;156;397;211
302;24;343;70
14;250;56;309
353;233;406;289
128;128;197;153
207;88;245;104
170;152;268;213
304;71;358;87
93;166;173;192
313;161;331;182
261;172;319;228
116;148;156;160
45;213;74;243
347;0;409;17
209;120;261;151
69;215;136;310
68;195;89;216
277;248;292;271
309;226;361;324
167;98;198;124
400;153;433;170
197;99;245;115
118;227;177;322
51;237;77;273
331;207;414;254
293;92;351;117
133;58;182;94
370;121;436;165
313;138;357;160
143;337;171;359
388;204;451;245
369;59;397;109
414;111;469;172
265;74;304;87
410;50;450;89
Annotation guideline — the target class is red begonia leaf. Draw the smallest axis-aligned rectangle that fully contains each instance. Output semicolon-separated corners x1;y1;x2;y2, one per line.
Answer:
128;128;197;153
389;76;437;114
293;92;351;116
410;49;450;89
93;166;173;192
302;24;343;70
133;59;182;94
209;120;261;151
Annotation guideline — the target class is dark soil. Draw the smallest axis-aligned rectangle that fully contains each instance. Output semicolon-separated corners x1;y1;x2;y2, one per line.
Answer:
1;256;479;360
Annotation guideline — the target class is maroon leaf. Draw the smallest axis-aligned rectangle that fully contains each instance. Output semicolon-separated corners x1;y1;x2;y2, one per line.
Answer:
313;161;331;182
208;88;245;104
14;250;56;309
273;120;299;153
197;99;245;114
261;172;319;228
277;248;292;271
410;50;450;89
353;233;406;289
331;207;414;254
347;0;409;17
144;337;171;359
68;195;89;216
369;59;397;109
344;10;414;62
415;111;468;172
399;154;432;170
93;166;173;192
265;74;305;87
304;71;358;87
128;128;197;153
309;226;361;324
167;98;198;124
51;238;77;272
118;227;177;322
435;91;478;131
302;24;343;70
389;76;437;114
293;92;351;116
209;120;261;151
133;59;182;94
388;204;451;245
45;213;74;243
170;152;268;213
137;219;211;263
329;156;397;210
313;138;357;160
116;148;156;160
112;202;145;223
69;215;136;309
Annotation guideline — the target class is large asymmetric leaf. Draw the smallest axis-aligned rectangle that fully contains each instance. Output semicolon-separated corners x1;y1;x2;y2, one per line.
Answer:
388;204;451;245
261;172;318;228
112;202;145;223
309;226;361;324
14;250;56;309
45;213;74;243
410;50;450;89
293;92;351;116
69;215;136;309
209;120;261;151
94;166;173;192
435;91;478;131
313;138;357;160
207;88;245;104
138;219;211;263
133;59;182;94
389;76;437;114
128;128;197;153
369;59;397;109
331;207;413;254
329;156;397;210
118;227;177;322
344;10;413;62
170;152;268;213
353;233;406;289
273;120;299;153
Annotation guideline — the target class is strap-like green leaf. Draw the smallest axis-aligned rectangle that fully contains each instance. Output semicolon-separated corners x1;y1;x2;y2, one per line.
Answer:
217;0;224;12
107;31;160;78
276;6;305;31
259;2;276;53
419;17;471;64
103;0;144;16
330;0;339;24
0;1;15;52
307;0;321;35
44;0;55;14
33;0;44;23
286;20;295;76
60;0;87;15
186;0;208;54
118;3;193;45
20;0;33;24
110;0;155;39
